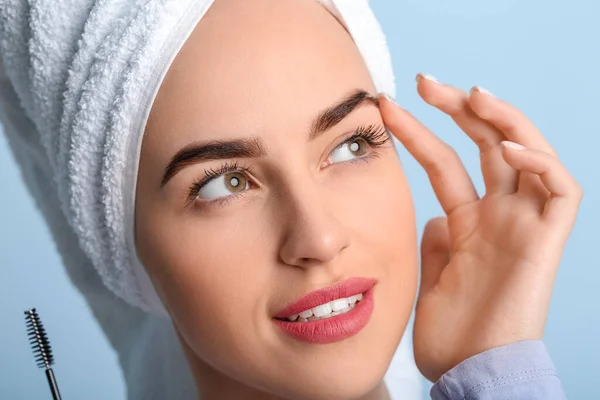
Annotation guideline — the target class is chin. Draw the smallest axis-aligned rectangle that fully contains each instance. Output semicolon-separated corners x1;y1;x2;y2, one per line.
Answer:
179;303;405;400
171;267;415;400
256;334;399;400
253;299;406;399
276;349;394;400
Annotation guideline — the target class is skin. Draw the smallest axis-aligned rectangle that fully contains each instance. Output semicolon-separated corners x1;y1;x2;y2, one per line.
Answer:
135;0;417;399
382;77;582;381
135;0;583;398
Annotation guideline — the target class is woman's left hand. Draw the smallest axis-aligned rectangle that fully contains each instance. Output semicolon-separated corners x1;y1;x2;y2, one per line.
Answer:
378;74;583;383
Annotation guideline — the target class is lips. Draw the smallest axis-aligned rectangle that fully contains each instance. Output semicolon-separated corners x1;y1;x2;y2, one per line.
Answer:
274;277;376;319
273;277;376;343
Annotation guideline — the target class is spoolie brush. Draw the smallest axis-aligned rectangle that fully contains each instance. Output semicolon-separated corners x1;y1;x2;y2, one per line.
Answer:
24;308;62;400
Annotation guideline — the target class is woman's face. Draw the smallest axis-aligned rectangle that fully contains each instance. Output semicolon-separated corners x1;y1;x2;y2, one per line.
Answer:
135;0;418;398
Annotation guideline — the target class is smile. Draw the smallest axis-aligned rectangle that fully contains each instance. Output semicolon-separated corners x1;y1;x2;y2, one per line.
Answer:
273;277;376;343
276;293;363;322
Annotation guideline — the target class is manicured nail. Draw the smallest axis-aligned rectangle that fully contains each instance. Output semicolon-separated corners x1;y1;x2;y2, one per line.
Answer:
379;92;399;106
471;85;495;97
416;73;439;83
501;141;526;151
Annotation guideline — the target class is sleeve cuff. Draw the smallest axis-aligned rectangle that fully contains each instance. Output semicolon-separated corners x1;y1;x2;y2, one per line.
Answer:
430;340;563;399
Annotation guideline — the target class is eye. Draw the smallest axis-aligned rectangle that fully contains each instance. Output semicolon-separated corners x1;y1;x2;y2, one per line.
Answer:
329;138;369;163
197;171;249;200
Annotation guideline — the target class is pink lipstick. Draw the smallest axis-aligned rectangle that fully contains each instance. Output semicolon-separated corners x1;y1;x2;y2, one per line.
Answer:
273;277;376;344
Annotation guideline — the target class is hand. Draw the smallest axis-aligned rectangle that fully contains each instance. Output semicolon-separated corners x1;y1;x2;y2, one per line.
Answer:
378;74;583;383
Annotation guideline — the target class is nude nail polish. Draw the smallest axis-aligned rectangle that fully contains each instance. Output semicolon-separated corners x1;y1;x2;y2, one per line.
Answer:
471;85;495;97
501;141;526;150
416;73;439;83
379;92;399;106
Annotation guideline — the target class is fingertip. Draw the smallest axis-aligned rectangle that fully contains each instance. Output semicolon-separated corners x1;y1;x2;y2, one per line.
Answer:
500;142;539;175
415;74;443;104
378;92;396;103
470;86;495;97
416;73;439;84
500;141;528;165
468;88;494;119
416;79;435;103
377;93;403;134
501;141;527;151
377;93;403;113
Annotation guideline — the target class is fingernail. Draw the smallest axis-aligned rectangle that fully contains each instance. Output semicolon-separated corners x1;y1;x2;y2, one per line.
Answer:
471;85;495;97
416;73;439;83
501;141;526;150
379;92;399;106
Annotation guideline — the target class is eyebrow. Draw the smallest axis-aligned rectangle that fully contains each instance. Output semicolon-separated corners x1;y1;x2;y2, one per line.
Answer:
161;89;379;187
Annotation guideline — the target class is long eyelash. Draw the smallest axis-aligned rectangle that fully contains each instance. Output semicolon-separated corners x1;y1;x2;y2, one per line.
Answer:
187;160;253;202
340;124;391;149
186;125;388;207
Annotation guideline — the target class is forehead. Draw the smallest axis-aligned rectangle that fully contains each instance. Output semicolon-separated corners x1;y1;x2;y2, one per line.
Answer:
146;0;375;148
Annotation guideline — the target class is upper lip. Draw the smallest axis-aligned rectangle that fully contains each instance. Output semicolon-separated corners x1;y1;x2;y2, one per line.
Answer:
274;277;376;319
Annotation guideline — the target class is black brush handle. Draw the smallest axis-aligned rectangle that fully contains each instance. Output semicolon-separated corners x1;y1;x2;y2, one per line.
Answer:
45;368;61;400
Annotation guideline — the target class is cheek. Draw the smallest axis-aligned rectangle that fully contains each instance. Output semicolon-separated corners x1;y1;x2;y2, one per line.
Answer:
137;208;273;361
327;153;419;306
328;154;417;259
355;157;419;343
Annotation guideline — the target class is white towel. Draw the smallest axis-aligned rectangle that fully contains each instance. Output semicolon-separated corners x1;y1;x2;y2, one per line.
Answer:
0;0;422;398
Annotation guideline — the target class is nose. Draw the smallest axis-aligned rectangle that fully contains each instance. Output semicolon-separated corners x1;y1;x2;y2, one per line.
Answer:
278;188;351;268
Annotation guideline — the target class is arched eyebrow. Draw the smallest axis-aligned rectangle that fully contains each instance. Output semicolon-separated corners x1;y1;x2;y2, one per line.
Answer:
161;89;379;187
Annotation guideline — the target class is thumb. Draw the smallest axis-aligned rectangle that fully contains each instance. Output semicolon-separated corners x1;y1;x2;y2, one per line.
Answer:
419;217;451;297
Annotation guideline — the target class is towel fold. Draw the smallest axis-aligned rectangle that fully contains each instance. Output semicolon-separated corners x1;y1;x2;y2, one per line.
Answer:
0;0;421;398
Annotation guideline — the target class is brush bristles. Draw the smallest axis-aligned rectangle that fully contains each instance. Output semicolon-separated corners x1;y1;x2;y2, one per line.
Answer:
24;309;54;369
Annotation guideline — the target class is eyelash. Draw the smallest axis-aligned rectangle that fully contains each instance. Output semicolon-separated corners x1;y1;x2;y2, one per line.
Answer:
187;124;391;206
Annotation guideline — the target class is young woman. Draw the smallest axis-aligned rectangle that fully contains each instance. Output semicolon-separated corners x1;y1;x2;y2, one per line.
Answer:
0;0;581;398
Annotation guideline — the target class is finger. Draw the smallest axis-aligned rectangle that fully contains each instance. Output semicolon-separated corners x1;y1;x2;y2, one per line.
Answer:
469;86;557;157
416;74;518;194
379;94;479;215
469;86;556;200
500;141;583;227
419;217;450;297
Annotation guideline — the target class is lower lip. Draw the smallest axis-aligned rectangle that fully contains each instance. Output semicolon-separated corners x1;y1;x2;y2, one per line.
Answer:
273;289;374;344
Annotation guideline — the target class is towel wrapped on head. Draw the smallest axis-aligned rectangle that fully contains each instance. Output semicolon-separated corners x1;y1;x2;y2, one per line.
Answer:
0;0;395;314
0;0;421;398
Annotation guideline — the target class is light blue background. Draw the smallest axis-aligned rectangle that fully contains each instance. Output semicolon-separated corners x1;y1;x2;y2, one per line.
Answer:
1;0;598;398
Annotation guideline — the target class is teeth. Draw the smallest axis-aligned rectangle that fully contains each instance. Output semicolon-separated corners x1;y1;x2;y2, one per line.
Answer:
284;293;364;323
312;303;332;318
348;293;363;304
331;299;348;312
